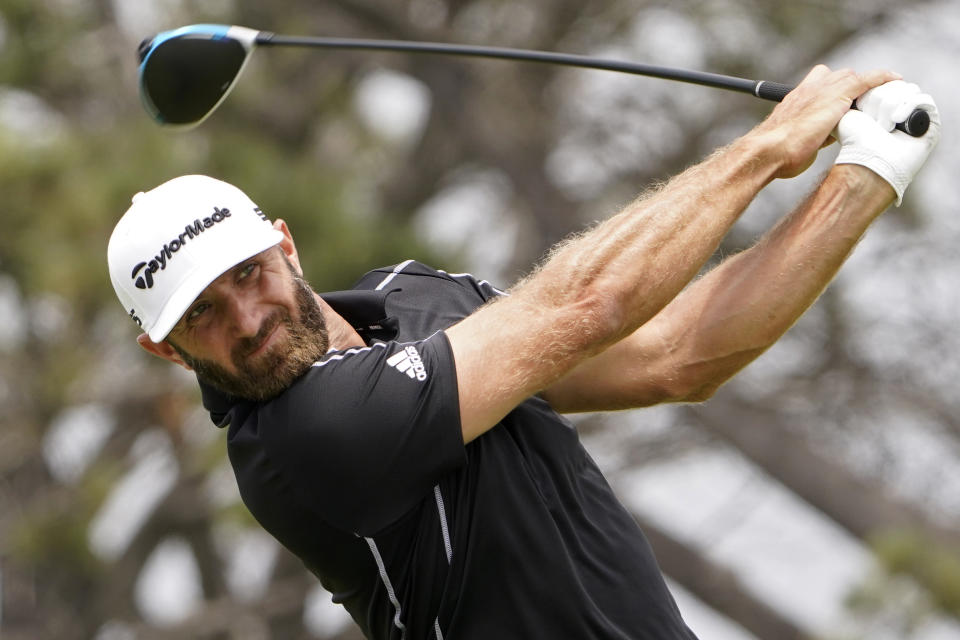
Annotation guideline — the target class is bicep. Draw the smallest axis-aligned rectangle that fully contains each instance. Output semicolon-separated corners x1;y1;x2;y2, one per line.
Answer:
446;300;544;443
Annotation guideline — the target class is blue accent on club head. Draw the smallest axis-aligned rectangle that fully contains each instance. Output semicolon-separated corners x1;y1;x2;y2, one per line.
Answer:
138;24;232;75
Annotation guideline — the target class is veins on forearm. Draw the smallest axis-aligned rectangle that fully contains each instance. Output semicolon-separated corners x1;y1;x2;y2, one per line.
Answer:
659;166;892;397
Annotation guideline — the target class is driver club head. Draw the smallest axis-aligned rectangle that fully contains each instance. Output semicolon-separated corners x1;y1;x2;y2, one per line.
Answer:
138;25;260;128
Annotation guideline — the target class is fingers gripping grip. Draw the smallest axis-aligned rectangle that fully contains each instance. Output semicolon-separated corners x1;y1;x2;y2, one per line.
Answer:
834;80;940;206
754;80;930;137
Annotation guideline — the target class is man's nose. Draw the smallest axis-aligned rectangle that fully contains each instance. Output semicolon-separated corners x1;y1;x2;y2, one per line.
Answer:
225;295;265;338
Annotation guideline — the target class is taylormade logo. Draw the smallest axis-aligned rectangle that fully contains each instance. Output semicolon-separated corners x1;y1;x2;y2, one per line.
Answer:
131;207;232;290
387;346;428;381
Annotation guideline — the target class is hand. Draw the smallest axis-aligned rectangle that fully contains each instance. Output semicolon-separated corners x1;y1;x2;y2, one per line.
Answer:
755;65;901;179
835;80;941;205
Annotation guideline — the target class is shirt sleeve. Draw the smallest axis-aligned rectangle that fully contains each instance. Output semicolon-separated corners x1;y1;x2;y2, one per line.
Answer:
252;330;465;536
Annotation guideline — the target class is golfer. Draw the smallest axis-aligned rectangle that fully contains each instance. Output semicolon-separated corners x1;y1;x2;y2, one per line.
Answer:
108;66;938;639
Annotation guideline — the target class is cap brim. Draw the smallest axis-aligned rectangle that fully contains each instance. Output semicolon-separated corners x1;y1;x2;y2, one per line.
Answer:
147;229;284;342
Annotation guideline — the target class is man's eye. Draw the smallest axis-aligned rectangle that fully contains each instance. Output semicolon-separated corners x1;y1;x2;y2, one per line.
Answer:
188;303;210;321
238;263;257;280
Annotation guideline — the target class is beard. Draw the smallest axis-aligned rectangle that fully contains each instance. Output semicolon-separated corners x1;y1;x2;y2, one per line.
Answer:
171;265;329;402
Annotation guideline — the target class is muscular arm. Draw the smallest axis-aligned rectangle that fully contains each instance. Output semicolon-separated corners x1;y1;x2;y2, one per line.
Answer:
446;66;897;443
541;165;895;412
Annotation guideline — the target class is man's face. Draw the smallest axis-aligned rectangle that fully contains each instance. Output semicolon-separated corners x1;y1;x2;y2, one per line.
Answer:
165;247;328;402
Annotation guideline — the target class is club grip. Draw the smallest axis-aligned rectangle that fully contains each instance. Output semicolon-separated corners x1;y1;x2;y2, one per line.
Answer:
754;80;793;102
753;80;930;137
896;109;930;137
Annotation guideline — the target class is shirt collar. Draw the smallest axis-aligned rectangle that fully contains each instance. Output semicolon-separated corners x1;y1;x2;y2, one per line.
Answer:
320;287;400;343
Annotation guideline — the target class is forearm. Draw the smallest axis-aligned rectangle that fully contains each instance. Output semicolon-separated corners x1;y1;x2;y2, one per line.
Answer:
515;132;780;348
448;66;916;438
651;164;895;400
511;66;901;382
542;165;894;412
448;133;780;437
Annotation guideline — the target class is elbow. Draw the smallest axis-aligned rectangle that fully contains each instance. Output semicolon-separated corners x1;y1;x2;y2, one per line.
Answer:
676;381;722;404
558;285;633;356
644;378;717;406
671;364;750;403
582;282;637;346
656;364;730;405
623;377;720;408
663;347;766;404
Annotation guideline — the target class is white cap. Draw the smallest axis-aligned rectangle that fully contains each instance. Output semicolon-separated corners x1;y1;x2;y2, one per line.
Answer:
107;175;284;342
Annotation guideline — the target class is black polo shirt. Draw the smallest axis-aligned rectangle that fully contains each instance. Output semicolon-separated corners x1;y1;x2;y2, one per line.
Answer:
202;260;698;640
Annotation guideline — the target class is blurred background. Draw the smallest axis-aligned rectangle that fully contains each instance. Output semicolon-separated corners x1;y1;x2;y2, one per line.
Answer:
1;0;959;638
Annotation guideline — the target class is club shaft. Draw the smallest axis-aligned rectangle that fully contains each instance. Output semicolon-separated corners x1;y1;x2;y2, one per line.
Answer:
257;32;767;98
252;32;928;137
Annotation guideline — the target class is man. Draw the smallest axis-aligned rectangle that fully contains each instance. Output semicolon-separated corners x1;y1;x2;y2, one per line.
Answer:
108;67;938;639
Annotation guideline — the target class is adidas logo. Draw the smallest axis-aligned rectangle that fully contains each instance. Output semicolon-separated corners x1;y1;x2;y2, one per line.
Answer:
387;346;428;381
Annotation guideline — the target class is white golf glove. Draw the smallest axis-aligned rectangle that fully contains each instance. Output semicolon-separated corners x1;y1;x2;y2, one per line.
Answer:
835;80;940;206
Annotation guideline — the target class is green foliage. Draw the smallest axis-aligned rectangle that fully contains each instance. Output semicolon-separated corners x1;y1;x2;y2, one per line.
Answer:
214;500;261;530
839;530;960;638
871;530;960;615
0;124;438;302
9;497;100;576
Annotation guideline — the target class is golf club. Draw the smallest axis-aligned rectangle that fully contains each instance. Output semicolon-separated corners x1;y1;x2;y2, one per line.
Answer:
137;24;930;136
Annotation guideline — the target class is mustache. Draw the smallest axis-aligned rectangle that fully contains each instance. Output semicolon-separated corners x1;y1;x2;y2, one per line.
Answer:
232;309;285;362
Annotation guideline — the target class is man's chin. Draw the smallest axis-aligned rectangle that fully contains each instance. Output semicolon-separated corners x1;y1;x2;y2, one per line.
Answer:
194;354;305;403
199;373;295;403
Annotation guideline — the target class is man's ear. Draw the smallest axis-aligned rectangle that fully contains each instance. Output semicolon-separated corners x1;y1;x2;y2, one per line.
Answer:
273;218;303;276
137;333;194;370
